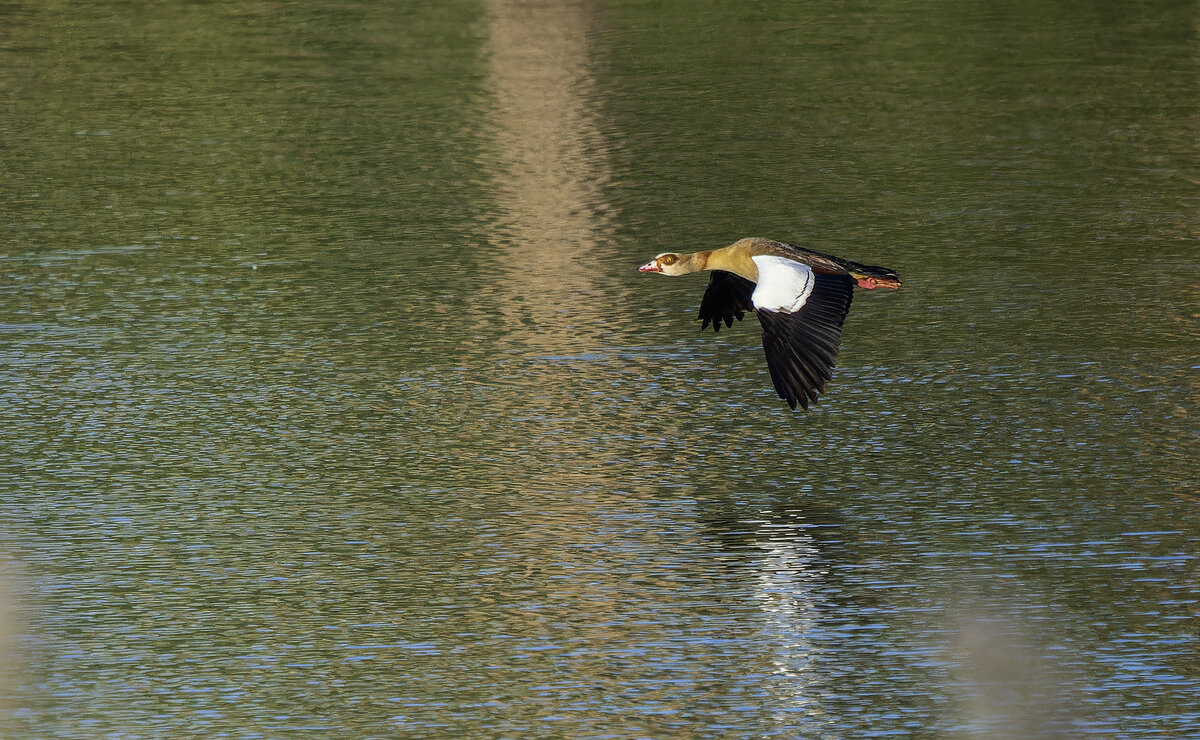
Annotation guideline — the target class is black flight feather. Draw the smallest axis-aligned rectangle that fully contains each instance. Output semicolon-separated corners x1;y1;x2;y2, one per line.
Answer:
698;270;755;332
754;273;854;410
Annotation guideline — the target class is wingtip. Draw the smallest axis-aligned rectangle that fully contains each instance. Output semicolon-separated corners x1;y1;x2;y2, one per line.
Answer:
783;392;811;411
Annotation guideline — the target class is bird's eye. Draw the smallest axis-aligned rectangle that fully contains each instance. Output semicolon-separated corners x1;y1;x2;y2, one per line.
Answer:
660;254;678;266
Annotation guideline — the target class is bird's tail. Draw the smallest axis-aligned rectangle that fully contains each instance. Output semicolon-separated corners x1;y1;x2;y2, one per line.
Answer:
845;261;902;290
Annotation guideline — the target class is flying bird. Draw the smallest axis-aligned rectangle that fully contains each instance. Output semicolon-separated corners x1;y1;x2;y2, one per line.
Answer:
638;237;901;410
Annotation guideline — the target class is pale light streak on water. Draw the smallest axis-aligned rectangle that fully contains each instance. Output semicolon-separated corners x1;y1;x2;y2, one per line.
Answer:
1;0;1198;738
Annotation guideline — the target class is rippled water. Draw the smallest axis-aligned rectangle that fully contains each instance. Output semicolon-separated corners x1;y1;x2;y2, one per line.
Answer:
1;0;1197;737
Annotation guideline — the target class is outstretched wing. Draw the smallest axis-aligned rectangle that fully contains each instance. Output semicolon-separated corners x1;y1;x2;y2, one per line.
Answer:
698;270;756;332
754;271;855;410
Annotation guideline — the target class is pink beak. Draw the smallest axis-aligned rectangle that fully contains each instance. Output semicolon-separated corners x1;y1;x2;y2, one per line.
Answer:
637;260;661;273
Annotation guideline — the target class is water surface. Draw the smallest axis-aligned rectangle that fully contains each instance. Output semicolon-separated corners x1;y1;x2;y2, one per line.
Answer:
1;0;1197;737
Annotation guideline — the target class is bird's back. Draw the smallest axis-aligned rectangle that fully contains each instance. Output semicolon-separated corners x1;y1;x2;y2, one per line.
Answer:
733;238;851;275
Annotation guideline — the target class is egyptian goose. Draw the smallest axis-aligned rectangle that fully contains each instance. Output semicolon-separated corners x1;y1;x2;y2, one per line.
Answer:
638;237;901;410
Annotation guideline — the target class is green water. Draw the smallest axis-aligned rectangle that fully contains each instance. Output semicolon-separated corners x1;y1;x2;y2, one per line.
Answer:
1;0;1197;737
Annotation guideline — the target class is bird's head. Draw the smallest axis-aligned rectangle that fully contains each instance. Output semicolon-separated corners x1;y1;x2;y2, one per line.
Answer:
637;252;688;276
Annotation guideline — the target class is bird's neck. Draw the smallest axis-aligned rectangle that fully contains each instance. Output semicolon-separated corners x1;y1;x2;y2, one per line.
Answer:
693;246;758;282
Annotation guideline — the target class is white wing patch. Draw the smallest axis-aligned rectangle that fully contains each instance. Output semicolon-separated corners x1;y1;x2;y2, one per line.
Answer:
750;255;815;313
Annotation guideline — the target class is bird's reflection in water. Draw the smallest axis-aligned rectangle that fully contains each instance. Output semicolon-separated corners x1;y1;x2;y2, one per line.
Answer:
752;516;824;679
700;503;840;729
